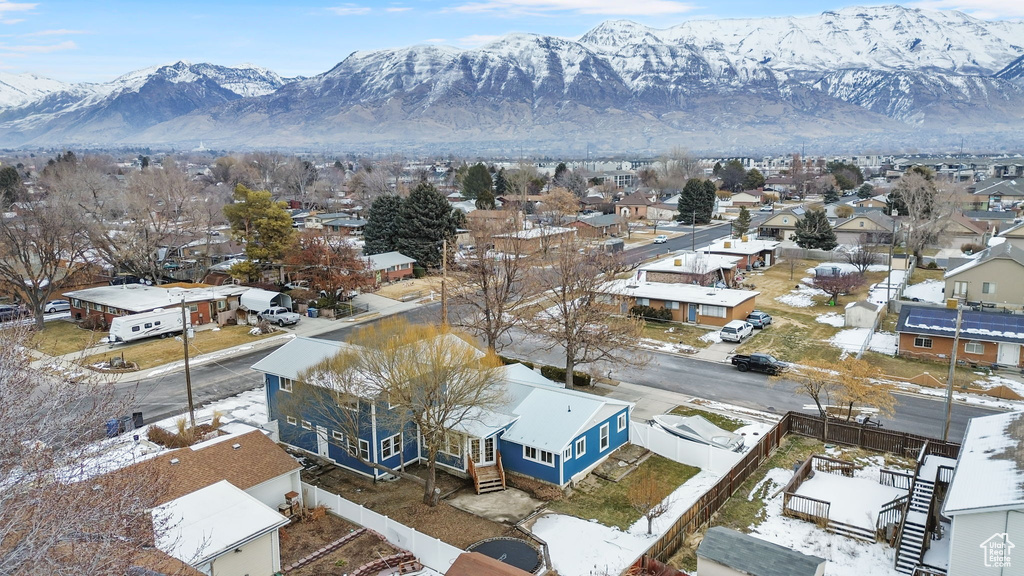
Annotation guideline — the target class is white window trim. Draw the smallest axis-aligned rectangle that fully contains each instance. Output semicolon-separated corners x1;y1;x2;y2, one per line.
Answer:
965;341;984;355
563;447;571;461
380;433;401;460
286;416;297;426
523;445;555;467
358;439;370;461
279;377;293;393
332;430;345;442
617;413;627;432
983;282;996;295
301;420;313;430
914;337;933;349
575;437;586;458
600;423;610;451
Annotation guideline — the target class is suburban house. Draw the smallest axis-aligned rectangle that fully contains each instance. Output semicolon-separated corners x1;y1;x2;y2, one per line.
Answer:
251;337;633;490
365;251;417;284
568;214;625;239
646;202;680;222
129;428;302;576
935;213;989;250
856;197;888;209
637;251;742;286
833;211;896;245
895;304;1024;368
943;241;1024;307
997;221;1024;251
466;209;521;235
968;178;1024;211
764;176;794;195
63;283;250;326
615;191;656;219
942;411;1024;576
730;190;764;207
757;207;805;241
493;226;575;254
600;280;759;327
697;527;826;576
704;237;780;269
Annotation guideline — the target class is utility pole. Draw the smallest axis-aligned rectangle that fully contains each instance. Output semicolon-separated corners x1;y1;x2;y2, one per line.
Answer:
691;210;696;251
886;212;897;313
942;305;964;442
441;237;448;328
181;296;196;428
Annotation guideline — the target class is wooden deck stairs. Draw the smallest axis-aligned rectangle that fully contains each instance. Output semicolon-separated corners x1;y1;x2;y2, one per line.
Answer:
468;452;507;495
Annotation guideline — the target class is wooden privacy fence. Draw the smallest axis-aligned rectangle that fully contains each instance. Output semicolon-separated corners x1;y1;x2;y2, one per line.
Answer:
632;411;961;568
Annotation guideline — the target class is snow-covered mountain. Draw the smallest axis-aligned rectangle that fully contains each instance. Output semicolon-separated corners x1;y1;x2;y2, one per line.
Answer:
2;5;1023;151
0;72;78;109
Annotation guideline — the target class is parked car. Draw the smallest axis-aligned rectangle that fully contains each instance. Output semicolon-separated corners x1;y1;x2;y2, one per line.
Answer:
258;306;302;326
719;320;753;343
759;204;774;212
44;299;71;313
746;311;772;328
653;235;668;244
730;353;787;375
0;305;23;322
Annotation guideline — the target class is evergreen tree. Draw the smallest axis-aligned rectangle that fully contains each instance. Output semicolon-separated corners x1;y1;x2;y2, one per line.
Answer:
823;186;840;204
733;206;752;237
826;161;864;191
742;168;765;190
494;168;507;197
363;195;403;255
699;179;717;223
553;162;568;183
223;185;295;279
712;161;722;176
719;160;747;192
462;163;492;201
0;166;22;208
396;182;456;268
677;178;704;225
857;183;874;199
794;209;838;250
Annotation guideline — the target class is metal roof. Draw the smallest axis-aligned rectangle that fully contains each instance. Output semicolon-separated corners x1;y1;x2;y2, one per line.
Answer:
239;288;290;312
697;527;825;576
601;280;759;308
62;284;248;312
366;251;417;270
250;337;347;381
944;411;1024;516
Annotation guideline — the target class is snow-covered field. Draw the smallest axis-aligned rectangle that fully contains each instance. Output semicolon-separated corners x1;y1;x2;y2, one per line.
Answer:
901;279;944;304
867;332;897;355
828;329;896;355
816;312;845;327
776;284;828;308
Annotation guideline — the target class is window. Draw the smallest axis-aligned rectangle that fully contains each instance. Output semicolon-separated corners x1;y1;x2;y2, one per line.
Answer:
523;446;555;466
279;377;293;393
665;301;679;310
217;300;227;311
575;437;586;458
337;394;358;411
563;447;572;461
144;323;152;329
637;298;650;306
131;326;141;332
965;341;985;355
859;221;865;228
600;423;610;451
153;321;161;326
187;304;199;312
286;416;297;426
953;281;968;297
358;439;370;461
914;337;933;349
617;413;627;432
442;433;462;457
701;305;727;318
71;298;81;308
301;420;313;430
983;282;996;295
332;430;345;442
380;433;401;459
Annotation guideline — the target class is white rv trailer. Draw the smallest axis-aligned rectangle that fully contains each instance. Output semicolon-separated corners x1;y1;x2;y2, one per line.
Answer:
108;308;190;344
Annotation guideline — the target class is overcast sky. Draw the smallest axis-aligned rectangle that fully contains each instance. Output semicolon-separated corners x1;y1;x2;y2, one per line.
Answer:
0;0;1020;82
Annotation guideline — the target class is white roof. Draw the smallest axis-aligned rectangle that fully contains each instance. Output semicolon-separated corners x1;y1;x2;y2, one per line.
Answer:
239;287;289;311
704;237;780;256
944;411;1024;516
250;337;348;380
366;251;417;271
640;251;742;274
154;480;288;566
63;284;248;312
601;279;759;308
494;226;574;240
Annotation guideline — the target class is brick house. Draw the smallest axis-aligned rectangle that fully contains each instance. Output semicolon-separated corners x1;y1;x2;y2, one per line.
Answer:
638;251;742;286
704;237;781;269
600;280;759;327
365;251;417;284
896;304;1024;368
569;214;624;239
63;283;249;326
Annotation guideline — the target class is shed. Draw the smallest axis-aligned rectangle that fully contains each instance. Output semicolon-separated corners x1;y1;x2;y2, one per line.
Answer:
697;526;826;576
844;300;882;328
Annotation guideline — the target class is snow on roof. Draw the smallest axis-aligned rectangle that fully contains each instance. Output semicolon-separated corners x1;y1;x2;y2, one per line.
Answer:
639;251;742;274
250;337;347;381
704;237;780;255
154;480;288;566
366;251;417;270
239;287;290;311
494;226;574;240
601;279;759;308
944;241;1024;279
697;526;825;576
944;411;1024;516
896;305;1024;345
62;284;249;312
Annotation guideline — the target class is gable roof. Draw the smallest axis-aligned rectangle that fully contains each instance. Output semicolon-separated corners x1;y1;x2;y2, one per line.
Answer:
251;337;347;380
445;552;534;576
697;526;825;576
760;207;805;227
366;251;417;270
943;411;1024;516
999;220;1024;239
944;241;1024;279
834;210;895;231
896;305;1024;345
617;191;655;206
949;212;987;235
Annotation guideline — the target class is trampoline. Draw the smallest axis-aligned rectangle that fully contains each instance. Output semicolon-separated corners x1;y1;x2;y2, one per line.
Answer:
467;537;542;573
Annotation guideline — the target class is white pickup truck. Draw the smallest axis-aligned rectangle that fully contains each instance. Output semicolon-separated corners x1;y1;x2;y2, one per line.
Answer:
258;306;302;326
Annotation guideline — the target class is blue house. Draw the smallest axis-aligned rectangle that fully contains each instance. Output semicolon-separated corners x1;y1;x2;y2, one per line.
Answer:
251;337;633;492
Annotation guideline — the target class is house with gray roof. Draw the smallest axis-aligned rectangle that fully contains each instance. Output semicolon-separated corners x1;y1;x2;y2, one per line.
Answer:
252;337;633;492
365;251;416;283
833;211;896;245
697;526;826;576
567;213;624;238
944;241;1024;307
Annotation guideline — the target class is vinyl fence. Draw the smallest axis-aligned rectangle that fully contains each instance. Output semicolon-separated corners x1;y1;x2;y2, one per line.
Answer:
302;482;463;573
630;421;744;475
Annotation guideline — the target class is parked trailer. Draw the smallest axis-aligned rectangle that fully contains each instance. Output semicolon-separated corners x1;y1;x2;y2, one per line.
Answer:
108;308;190;344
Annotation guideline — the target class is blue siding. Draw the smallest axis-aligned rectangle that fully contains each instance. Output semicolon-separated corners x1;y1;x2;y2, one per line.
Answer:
498;437;560;485
561;407;630;482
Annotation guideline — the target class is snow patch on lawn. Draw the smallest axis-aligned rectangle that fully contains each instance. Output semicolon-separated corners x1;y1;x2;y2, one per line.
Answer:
816;312;845;327
829;328;871;353
902;279;945;304
776;284;827;308
700;330;723;344
973;375;1024;399
868;332;897;355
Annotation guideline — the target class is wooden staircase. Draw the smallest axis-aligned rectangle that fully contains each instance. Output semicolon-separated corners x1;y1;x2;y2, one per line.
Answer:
468;451;506;495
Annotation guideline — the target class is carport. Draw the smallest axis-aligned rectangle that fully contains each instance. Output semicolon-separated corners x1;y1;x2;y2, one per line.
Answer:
237;288;292;325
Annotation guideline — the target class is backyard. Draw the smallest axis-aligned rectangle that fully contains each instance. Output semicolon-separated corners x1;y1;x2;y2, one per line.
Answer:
279;512;400;575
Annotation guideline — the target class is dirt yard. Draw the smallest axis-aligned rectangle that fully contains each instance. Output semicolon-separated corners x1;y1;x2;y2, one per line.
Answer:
280;513;360;566
373;277;443;300
303;463;514;549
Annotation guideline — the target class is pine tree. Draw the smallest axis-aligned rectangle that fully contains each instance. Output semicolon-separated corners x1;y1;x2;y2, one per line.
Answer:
396;182;456;268
794;209;838;250
677;178;704;225
857;183;874;199
462;163;492;202
733;206;751;237
494;168;507;197
699;179;717;223
742;168;765;190
363;195;403;255
823;186;840;204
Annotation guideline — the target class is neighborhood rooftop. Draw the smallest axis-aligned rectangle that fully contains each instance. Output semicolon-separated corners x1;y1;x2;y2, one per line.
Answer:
639;251;742;274
944;241;1024;279
601;279;760;308
697;526;826;576
365;251;417;271
897;304;1024;345
62;283;249;312
703;237;780;255
943;411;1024;515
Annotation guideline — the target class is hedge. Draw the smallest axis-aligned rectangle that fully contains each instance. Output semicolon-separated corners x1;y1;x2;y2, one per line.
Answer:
498;355;534;369
540;365;592;387
629;304;673;322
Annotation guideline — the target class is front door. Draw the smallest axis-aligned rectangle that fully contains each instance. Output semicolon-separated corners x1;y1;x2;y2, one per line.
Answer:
998;343;1020;366
688;304;697;323
316;426;331;459
470;437;496;465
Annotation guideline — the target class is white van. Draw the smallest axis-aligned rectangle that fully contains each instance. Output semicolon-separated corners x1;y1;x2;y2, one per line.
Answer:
720;320;753;343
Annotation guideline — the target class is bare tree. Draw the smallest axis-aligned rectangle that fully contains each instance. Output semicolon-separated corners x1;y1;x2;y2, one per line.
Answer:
811;272;865;305
0;326;172;575
628;467;673;535
658;147;701;190
770;358;839;418
523;234;645;387
285;319;506;506
831;358;896;421
537;187;579;226
889;171;957;260
843;239;882;273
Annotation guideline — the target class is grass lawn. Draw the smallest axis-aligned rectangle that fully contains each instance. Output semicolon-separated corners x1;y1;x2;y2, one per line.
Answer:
642;322;714;349
668;406;747;432
549;454;700;531
861;351;983;389
374;276;443;300
908;267;945;283
31;320;106;357
80;325;275;370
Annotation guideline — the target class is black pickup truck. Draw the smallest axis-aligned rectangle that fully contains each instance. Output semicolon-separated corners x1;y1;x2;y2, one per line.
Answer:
731;353;787;375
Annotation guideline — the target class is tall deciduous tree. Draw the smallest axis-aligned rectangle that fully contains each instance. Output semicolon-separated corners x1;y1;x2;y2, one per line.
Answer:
363;194;403;255
794;209;838;251
396;182;456;268
224;184;295;281
283;230;375;299
888;168;955;260
718;160;747;192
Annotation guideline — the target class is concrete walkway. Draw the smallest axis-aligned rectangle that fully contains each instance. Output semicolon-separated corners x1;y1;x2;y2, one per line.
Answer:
692;340;739;363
